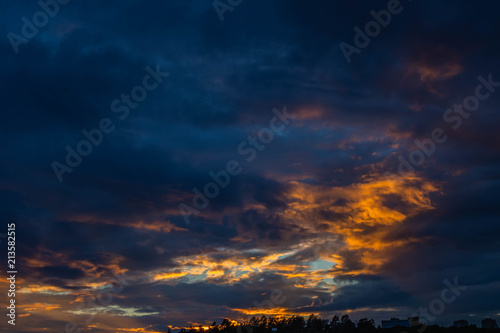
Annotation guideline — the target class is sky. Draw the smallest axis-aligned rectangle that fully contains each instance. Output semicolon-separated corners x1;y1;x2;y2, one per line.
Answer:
1;0;500;332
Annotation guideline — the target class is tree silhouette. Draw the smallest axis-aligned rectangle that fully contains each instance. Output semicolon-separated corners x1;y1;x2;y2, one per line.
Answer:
183;314;499;333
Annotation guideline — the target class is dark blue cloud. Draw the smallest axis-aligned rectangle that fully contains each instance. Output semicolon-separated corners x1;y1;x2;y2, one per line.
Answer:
1;0;500;331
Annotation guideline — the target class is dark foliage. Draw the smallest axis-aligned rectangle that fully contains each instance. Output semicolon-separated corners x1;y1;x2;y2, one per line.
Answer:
180;315;500;333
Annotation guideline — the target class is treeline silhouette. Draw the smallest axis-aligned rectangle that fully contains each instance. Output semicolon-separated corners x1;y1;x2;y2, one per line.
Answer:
180;314;500;333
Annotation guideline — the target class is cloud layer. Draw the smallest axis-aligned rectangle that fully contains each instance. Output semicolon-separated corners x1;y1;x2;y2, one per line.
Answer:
1;0;500;332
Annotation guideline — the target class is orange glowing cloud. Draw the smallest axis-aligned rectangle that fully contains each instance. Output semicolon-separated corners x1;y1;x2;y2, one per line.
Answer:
232;307;316;317
19;285;70;295
153;271;188;281
295;108;325;120
21;303;62;311
280;172;439;274
404;45;463;96
412;62;463;83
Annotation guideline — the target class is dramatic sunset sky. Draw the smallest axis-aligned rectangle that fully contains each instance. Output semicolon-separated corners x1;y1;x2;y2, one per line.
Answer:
1;0;500;332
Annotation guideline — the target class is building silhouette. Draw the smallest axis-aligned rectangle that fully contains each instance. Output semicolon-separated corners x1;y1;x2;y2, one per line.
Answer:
408;317;420;327
381;318;410;328
482;318;498;329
